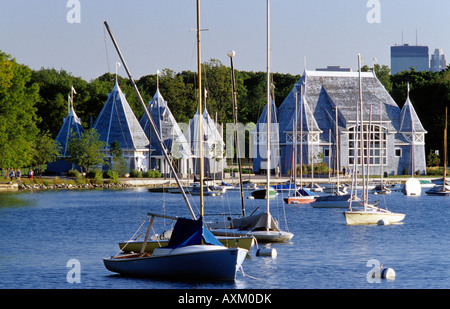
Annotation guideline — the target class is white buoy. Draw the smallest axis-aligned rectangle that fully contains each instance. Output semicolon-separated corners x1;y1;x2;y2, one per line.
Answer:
256;248;277;257
372;267;396;280
404;177;421;196
381;267;396;279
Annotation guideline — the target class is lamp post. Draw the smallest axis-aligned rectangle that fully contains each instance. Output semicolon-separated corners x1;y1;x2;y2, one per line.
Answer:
228;50;245;217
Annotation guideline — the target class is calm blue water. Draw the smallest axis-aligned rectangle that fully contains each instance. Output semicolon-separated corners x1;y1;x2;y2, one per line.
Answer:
1;185;449;289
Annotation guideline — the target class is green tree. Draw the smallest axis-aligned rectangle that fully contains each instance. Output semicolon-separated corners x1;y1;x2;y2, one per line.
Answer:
30;68;88;138
31;132;62;176
202;59;235;124
109;140;128;176
239;71;266;124
138;69;197;124
0;51;40;169
66;128;106;173
361;64;392;92
390;68;450;157
427;149;440;167
273;72;301;108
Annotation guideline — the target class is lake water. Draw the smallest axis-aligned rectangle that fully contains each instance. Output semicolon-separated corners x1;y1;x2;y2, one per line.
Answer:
1;185;449;291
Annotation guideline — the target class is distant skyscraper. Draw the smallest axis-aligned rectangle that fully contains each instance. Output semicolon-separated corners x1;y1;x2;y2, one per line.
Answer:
430;48;447;72
390;44;429;74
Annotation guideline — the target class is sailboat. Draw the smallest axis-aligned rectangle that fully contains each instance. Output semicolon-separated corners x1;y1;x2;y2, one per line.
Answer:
425;107;450;196
343;54;405;225
284;87;316;204
118;213;254;254
210;0;293;243
102;5;247;281
105;215;247;280
250;186;278;199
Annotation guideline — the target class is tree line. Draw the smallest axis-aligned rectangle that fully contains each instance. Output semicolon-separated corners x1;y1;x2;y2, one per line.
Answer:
1;49;450;173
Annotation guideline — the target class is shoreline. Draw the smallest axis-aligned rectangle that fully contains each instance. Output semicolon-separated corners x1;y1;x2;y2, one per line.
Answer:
0;174;442;192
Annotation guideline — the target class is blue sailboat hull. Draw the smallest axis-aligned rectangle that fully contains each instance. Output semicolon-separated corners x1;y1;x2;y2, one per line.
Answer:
103;246;247;280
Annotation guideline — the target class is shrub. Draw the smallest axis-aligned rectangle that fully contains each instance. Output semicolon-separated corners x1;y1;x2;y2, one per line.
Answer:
86;169;103;184
427;166;446;176
130;170;142;178
52;176;62;185
66;169;81;178
143;169;161;178
106;170;119;183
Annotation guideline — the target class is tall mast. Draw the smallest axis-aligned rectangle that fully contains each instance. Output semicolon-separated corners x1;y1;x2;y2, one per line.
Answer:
444;107;448;189
196;0;204;216
266;0;271;220
293;91;298;190
300;83;304;188
335;105;339;191
358;54;366;209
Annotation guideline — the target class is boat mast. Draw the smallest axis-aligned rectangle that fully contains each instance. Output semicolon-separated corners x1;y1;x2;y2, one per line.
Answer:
335;106;340;192
293;91;298;191
380;99;384;183
266;0;271;224
444;107;448;190
103;21;196;219
358;54;366;210
196;0;204;216
300;83;304;189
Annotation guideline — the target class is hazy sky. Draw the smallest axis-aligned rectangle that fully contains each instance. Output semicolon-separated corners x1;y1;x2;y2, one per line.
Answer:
1;0;449;81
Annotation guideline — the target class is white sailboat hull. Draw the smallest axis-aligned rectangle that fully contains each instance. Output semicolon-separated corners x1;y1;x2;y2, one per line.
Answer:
344;209;405;225
103;245;247;281
211;228;293;243
312;201;353;208
284;196;316;204
310;194;360;208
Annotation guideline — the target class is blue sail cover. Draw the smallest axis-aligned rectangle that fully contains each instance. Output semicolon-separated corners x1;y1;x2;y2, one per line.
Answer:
167;217;223;249
295;188;315;197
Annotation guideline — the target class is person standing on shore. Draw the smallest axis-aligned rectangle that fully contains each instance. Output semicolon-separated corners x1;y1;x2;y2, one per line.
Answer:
9;169;14;181
16;169;21;180
28;169;34;180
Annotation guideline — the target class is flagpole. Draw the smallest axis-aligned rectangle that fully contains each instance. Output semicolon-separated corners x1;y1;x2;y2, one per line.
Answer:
115;62;121;83
156;69;160;89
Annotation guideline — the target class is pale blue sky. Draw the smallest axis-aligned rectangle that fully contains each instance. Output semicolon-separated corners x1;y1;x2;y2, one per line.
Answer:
1;0;449;81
